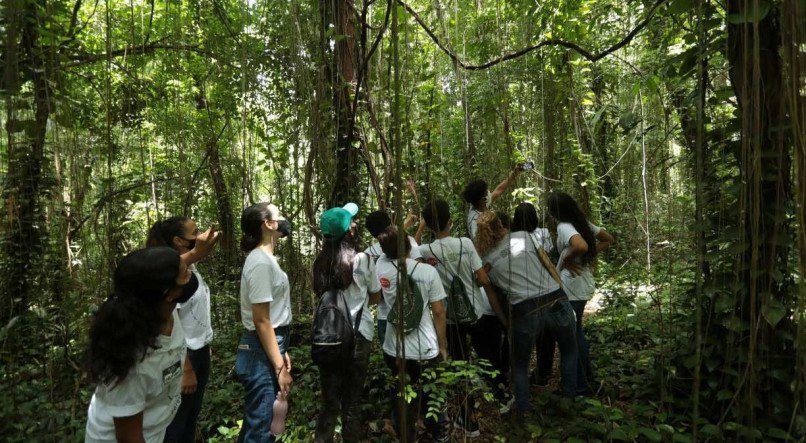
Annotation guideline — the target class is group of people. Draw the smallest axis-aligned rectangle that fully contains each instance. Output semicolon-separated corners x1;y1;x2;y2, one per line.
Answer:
82;165;612;442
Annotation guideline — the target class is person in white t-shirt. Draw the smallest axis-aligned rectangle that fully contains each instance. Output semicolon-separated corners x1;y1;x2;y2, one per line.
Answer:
545;192;613;395
461;166;523;240
237;203;294;443
476;209;578;415
376;226;449;443
85;247;200;443
364;210;423;344
146;216;218;443
417;198;509;436
311;203;382;442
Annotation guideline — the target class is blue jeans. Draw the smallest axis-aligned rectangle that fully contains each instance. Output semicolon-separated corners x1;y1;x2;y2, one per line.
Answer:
536;300;596;394
164;345;211;443
512;295;577;412
236;327;289;443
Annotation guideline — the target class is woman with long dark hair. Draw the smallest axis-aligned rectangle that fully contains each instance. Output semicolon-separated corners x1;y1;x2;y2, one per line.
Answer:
147;217;217;443
311;203;381;442
237;203;294;442
546;192;613;394
84;247;199;442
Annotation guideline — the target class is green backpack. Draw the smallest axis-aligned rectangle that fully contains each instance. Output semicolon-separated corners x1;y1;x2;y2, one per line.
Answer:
429;240;478;324
387;262;425;335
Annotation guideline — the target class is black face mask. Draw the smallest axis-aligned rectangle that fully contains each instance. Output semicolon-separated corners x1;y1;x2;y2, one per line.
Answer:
181;237;196;250
277;220;292;238
174;273;199;304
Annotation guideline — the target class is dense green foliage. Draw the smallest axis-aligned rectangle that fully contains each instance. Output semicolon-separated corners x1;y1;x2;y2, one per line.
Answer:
1;0;804;440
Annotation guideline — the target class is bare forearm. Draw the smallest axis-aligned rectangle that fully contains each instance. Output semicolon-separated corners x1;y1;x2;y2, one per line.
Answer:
483;283;508;327
491;170;518;201
433;310;448;351
255;320;284;371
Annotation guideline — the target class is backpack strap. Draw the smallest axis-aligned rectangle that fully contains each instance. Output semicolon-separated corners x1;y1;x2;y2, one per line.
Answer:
528;233;563;286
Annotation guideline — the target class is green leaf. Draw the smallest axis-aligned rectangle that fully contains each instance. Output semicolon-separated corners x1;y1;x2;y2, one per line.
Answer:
766;428;791;440
762;298;787;327
609;428;631;441
668;0;693;14
639;427;662;442
700;424;719;436
727;1;771;24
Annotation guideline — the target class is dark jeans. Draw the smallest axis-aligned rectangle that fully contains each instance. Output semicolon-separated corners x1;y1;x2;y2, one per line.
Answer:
236;327;289;443
469;315;509;397
512;295;577;412
383;354;448;442
537;300;595;393
447;323;477;423
314;335;371;443
377;319;387;347
164;345;211;443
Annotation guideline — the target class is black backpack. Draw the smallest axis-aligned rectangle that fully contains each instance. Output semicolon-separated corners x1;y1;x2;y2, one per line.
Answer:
311;289;363;367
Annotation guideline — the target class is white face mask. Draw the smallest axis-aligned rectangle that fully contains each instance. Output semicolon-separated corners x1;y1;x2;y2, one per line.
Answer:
484;190;492;206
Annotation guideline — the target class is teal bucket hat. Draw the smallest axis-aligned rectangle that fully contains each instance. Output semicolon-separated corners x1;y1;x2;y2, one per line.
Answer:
320;203;359;239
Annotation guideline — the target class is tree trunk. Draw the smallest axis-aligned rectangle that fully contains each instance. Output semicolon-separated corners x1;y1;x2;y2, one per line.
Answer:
1;0;51;324
726;0;794;425
328;0;361;207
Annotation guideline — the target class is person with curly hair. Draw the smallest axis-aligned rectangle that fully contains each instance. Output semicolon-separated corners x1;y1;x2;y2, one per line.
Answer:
84;247;201;443
461;166;522;240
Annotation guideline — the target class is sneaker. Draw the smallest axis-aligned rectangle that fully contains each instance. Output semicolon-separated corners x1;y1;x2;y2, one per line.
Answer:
498;394;515;414
453;415;481;438
432;424;451;443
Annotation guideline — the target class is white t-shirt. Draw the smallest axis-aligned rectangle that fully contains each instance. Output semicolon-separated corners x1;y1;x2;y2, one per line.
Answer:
418;237;492;320
533;227;554;252
85;310;186;443
338;252;382;341
365;236;422;321
240;249;293;330
483;231;561;305
556;222;602;301
376;258;447;360
176;265;213;350
466;208;481;240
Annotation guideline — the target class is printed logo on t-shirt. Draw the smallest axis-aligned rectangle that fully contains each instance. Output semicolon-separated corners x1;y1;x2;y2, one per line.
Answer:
162;360;182;385
380;277;391;289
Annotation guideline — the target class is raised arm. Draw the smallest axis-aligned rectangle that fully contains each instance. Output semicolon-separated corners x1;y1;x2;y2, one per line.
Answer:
490;166;522;202
180;227;220;266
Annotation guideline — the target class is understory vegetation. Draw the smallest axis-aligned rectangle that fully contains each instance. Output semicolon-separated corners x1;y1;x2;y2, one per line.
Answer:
1;0;804;440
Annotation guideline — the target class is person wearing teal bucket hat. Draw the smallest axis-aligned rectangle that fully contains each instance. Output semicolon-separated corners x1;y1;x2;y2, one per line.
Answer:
319;203;359;239
312;202;382;442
